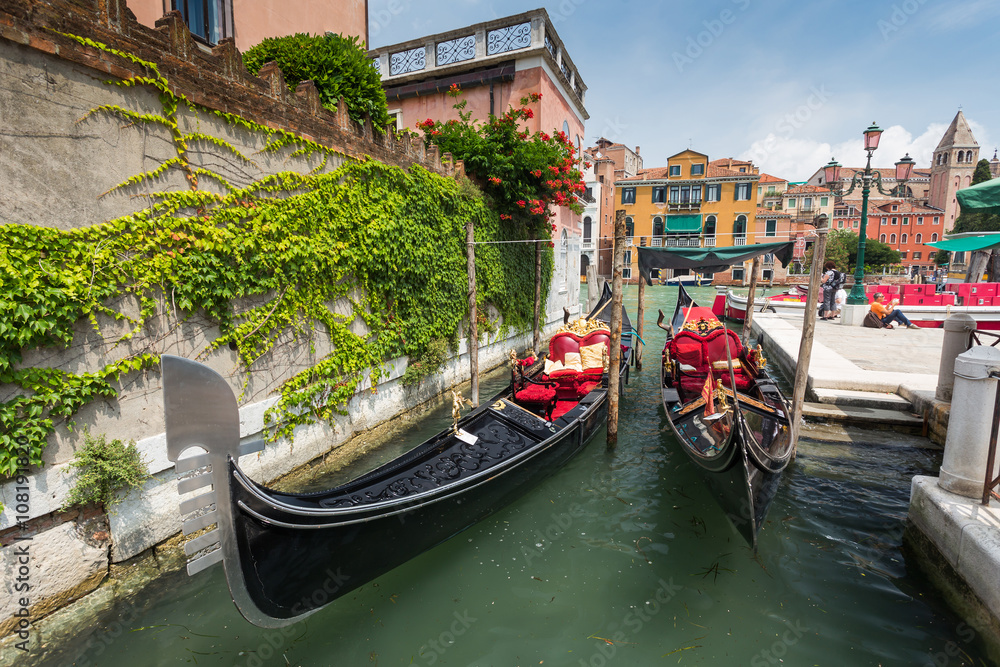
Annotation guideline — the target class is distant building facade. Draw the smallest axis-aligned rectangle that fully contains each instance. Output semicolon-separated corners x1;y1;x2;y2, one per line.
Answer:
928;110;979;230
614;150;760;284
583;139;642;278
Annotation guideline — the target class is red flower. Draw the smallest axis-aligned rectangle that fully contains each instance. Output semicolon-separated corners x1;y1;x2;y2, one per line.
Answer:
449;83;461;94
548;165;560;174
530;92;542;102
532;169;542;178
516;200;526;207
551;223;557;231
489;176;502;185
540;132;551;142
500;213;513;220
522;108;534;119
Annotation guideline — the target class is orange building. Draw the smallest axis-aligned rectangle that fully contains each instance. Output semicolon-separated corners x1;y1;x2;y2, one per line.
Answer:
127;0;368;51
614;150;760;283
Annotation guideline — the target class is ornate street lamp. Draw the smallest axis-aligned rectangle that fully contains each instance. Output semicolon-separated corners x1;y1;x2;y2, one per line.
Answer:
826;123;915;305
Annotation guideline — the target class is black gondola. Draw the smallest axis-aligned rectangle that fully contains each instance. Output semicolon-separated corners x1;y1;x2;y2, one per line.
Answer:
657;284;792;548
163;284;632;628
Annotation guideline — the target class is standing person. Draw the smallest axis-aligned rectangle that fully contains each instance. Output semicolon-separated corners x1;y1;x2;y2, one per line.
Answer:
870;292;919;329
820;261;839;320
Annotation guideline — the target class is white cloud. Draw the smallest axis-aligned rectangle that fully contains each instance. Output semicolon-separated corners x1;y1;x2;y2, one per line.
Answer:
740;123;952;181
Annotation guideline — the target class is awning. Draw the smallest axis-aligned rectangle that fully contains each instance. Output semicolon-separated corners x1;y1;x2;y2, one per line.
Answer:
926;233;1000;253
957;178;1000;216
637;241;795;286
665;214;702;233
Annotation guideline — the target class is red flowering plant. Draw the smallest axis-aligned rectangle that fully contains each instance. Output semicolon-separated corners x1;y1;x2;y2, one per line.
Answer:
415;87;585;240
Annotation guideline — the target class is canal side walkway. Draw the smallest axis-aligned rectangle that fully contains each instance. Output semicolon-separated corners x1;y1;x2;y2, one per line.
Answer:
752;311;1000;656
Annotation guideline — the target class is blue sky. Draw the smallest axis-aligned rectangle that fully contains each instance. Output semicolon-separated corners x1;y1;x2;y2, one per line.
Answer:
368;0;999;181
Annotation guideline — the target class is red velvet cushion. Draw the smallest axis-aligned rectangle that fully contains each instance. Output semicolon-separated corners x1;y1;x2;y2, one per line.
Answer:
703;329;743;365
575;380;600;397
669;332;705;370
679;374;709;400
548;333;582;364
515;385;556;403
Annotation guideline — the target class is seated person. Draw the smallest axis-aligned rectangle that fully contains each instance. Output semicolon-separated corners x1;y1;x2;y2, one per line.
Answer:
870;292;919;329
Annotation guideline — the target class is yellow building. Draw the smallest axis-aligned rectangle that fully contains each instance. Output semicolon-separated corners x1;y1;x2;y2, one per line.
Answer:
614;151;760;282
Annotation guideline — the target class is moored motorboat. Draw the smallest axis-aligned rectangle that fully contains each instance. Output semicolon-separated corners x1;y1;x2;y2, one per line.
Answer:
658;285;793;548
163;285;632;628
663;273;713;287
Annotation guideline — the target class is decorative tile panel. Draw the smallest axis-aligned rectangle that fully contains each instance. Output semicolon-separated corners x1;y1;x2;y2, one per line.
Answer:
545;34;556;59
372;57;381;75
487;22;532;55
436;35;476;66
560;59;572;83
389;47;426;76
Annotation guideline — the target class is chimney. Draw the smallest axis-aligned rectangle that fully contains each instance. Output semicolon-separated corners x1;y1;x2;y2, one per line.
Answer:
635;145;640;155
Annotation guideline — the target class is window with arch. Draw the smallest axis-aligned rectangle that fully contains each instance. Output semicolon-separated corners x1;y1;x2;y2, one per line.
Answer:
901;233;907;243
625;216;634;238
890;233;896;244
583;216;592;242
967;150;974;162
704;215;717;238
734;215;747;237
916;233;922;243
652;216;664;237
880;234;886;242
931;233;939;242
957;152;964;163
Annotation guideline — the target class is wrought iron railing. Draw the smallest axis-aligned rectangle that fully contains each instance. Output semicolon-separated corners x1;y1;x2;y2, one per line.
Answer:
970;329;1000;506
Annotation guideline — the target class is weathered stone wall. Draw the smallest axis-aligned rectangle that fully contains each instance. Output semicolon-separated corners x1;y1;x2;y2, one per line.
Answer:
0;0;582;639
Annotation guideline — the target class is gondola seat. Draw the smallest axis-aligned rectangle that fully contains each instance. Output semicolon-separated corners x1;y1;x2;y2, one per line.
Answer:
541;329;611;403
669;329;754;397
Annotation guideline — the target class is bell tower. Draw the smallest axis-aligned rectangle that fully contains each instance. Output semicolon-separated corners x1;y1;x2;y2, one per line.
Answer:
928;110;979;230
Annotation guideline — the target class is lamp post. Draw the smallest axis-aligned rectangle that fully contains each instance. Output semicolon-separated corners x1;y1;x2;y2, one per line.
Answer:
823;122;916;305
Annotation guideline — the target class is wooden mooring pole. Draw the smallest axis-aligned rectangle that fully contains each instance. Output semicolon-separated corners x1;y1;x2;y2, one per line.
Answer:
607;210;626;449
467;217;479;407
790;214;829;457
636;271;646;371
742;256;760;345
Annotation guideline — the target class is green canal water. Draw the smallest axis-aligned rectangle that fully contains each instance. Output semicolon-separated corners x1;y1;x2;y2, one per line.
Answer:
53;286;994;666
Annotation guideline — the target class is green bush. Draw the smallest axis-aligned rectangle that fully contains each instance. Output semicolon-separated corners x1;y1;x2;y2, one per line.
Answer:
243;33;390;131
62;432;150;510
400;338;451;387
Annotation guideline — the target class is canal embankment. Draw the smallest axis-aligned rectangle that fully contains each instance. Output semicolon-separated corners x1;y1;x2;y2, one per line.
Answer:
752;310;1000;657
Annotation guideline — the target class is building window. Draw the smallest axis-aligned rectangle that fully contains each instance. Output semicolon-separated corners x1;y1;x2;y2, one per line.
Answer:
623;249;632;279
669;165;681;176
653;217;664;237
583;216;592;242
734;183;751;201
917;216;924;225
625;217;634;237
652;186;666;203
915;233;922;243
669;186;680;203
881;217;887;224
787;198;796;208
890;233;896;243
732;268;745;281
691;185;702;203
838;220;844;228
902;217;909;225
704;215;717;238
765;219;777;237
174;0;231;44
901;233;907;243
913;252;922;260
691;164;704;175
891;217;898;225
933;217;940;224
622;187;635;204
931;233;939;242
802;197;813;211
853;220;859;228
900;251;908;259
734;215;747;237
820;197;829;206
706;184;721;202
891;205;898;212
880;234;886;242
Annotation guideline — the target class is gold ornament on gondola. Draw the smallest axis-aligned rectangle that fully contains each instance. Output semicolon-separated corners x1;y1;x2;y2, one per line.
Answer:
682;316;724;335
557;317;610;336
451;390;472;433
715;379;730;412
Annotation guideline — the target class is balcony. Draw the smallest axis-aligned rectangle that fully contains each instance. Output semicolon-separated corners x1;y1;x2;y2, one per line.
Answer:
734;236;747;246
668;201;701;212
703;236;716;247
651;237;662;247
582;239;594;251
664;236;700;247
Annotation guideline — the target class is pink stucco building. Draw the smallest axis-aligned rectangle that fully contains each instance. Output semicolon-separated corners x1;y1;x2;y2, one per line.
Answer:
126;0;369;51
369;9;589;297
